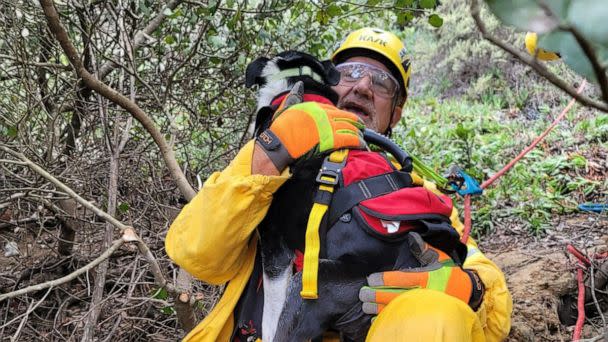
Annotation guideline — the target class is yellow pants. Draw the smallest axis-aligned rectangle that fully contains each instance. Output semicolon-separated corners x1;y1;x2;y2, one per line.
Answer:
366;289;485;342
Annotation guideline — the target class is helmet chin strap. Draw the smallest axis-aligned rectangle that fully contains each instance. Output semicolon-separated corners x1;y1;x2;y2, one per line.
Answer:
384;94;400;137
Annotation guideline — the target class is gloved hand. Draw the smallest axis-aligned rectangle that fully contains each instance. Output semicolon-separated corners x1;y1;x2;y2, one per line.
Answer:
256;102;366;172
359;232;485;315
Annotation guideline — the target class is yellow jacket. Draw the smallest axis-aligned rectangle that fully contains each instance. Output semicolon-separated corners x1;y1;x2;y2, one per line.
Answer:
165;140;512;341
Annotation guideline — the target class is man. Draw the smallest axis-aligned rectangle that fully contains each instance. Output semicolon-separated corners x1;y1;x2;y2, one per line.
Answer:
166;28;512;341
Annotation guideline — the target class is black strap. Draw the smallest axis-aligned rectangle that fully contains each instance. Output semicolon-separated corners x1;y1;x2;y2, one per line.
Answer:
327;171;413;226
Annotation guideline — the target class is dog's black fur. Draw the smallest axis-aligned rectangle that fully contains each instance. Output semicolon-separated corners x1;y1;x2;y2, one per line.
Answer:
246;51;455;342
259;158;423;342
246;50;340;137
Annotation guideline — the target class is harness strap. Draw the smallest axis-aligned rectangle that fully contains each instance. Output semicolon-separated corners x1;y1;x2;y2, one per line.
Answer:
300;184;332;300
327;171;413;227
268;66;325;84
301;149;348;299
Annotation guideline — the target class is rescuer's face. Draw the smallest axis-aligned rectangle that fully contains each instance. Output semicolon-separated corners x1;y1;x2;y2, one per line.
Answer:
333;56;402;134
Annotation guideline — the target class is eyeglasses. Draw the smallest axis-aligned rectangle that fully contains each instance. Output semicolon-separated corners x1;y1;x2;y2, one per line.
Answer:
335;62;400;98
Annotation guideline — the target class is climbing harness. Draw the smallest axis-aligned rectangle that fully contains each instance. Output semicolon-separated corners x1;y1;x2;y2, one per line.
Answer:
300;147;467;300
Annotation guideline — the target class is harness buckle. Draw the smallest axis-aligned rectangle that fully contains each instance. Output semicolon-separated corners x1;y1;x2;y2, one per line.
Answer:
315;154;347;186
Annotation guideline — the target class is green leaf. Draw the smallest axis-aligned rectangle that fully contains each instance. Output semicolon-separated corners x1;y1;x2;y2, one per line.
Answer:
327;4;341;17
6;126;17;137
259;29;270;41
428;14;443;27
152;287;169;300
397;12;408;26
161;306;176;315
164;35;176;45
208;35;223;48
162;7;173;16
395;0;414;7
168;8;182;19
59;54;69;66
569;154;587;168
315;11;329;25
539;30;608;83
419;0;436;9
367;0;381;6
118;202;129;213
485;0;570;33
404;11;414;23
454;123;472;140
568;0;608;46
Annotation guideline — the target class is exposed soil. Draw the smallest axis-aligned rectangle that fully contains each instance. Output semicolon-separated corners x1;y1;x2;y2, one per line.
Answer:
480;213;608;341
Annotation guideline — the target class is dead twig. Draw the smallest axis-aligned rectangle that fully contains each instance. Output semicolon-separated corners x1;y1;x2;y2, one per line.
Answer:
0;145;129;231
39;0;196;201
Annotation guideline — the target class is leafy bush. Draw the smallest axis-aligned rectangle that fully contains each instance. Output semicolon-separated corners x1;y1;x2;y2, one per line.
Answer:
405;0;581;112
393;97;606;235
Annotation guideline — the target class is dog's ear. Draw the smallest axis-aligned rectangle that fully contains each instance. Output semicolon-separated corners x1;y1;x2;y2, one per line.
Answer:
245;57;269;88
321;60;341;86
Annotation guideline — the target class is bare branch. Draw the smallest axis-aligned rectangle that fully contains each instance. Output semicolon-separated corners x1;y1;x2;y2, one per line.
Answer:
565;25;608;104
0;288;53;329
0;239;124;302
0;159;27;165
97;0;185;80
0;54;71;70
38;4;200;331
39;0;196;201
0;145;130;230
470;0;608;113
0;144;197;330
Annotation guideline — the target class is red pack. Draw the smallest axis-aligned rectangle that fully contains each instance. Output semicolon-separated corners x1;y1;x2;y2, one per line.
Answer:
325;150;466;263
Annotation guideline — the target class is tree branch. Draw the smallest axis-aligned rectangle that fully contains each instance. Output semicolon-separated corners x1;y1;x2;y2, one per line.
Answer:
0;143;198;330
97;0;185;80
1;145;129;230
564;25;608;104
39;0;196;201
470;0;608;113
0;238;124;302
0;54;71;70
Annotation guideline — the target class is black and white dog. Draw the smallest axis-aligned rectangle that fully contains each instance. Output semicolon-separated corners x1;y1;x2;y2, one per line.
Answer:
245;51;466;342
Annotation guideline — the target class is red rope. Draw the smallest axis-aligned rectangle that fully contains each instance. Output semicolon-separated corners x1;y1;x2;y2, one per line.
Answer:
567;244;591;267
567;244;590;341
461;81;587;243
574;267;585;341
480;81;586;189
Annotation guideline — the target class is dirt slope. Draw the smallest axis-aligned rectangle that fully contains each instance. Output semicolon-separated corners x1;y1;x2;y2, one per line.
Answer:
481;214;608;341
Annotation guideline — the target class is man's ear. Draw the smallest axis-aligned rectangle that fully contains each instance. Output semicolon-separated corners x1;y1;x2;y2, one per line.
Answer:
390;105;403;128
245;57;269;88
321;60;341;86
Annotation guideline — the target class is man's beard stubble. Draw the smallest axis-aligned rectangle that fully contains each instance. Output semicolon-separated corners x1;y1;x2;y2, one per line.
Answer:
337;94;380;132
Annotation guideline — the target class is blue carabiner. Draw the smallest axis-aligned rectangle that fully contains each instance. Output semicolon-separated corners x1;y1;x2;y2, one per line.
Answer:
578;203;607;213
448;166;483;196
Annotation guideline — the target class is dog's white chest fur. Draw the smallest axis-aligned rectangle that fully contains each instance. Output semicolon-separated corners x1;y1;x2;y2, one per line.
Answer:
262;267;292;342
